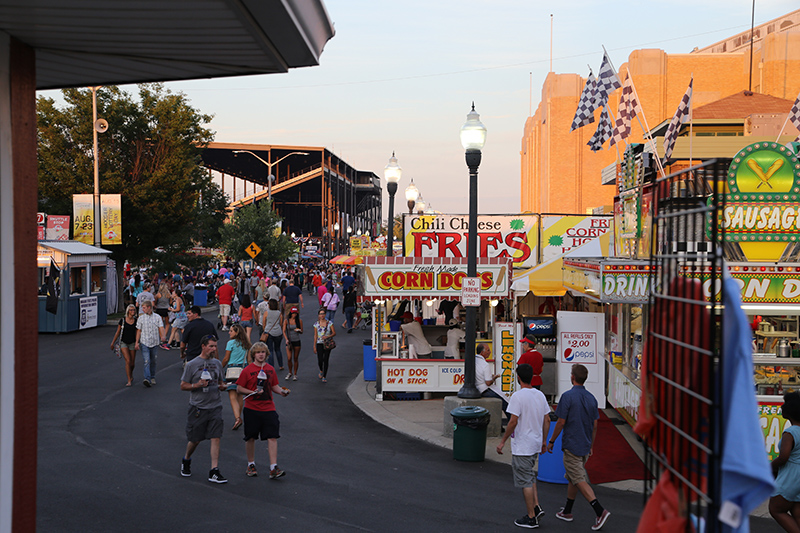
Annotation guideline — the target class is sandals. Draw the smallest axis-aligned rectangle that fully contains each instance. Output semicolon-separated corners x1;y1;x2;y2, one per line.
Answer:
232;417;242;431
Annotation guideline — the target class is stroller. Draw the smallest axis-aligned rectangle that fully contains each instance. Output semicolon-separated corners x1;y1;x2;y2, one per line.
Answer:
217;312;240;331
356;301;373;330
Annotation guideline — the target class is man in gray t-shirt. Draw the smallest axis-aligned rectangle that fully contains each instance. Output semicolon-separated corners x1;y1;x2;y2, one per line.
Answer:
179;336;228;483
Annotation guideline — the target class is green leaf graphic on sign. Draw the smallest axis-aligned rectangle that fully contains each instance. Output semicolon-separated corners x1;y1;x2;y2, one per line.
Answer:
510;218;524;230
548;235;563;246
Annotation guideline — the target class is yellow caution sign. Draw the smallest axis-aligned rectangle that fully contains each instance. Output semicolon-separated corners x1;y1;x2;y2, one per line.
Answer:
246;242;261;259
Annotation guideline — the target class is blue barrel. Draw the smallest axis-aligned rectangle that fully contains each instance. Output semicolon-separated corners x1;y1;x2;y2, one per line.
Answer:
538;420;568;484
363;339;377;381
194;286;208;307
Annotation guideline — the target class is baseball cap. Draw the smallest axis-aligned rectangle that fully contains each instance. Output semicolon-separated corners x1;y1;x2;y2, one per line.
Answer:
223;278;230;284
402;312;414;321
448;318;460;326
520;336;537;345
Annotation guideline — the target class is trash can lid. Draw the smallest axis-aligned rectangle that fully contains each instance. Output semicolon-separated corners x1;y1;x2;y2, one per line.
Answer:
450;405;489;418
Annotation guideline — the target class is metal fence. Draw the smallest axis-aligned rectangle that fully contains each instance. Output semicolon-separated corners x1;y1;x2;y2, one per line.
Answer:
643;159;729;530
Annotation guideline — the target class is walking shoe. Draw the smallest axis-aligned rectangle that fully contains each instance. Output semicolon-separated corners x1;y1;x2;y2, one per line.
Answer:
555;509;573;522
181;458;191;477
150;378;156;385
208;468;228;484
246;464;258;477
534;505;545;519
142;379;151;388
514;515;538;529
160;343;171;350
591;510;610;531
292;375;298;381
285;372;292;380
269;466;285;479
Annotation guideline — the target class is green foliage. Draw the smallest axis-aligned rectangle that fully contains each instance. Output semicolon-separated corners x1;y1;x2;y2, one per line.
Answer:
219;202;298;262
37;84;219;265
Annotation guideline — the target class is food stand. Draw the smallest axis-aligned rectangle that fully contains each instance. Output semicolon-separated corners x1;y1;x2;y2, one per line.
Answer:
357;256;511;400
37;241;111;333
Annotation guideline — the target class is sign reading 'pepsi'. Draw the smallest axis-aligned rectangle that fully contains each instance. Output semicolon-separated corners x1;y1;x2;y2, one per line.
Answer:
525;316;556;337
560;332;597;364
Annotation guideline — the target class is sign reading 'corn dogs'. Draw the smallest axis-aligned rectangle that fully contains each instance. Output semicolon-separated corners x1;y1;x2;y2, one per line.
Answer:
360;259;510;298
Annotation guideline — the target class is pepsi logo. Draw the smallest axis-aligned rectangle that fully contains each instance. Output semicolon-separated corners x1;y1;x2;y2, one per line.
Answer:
564;348;573;361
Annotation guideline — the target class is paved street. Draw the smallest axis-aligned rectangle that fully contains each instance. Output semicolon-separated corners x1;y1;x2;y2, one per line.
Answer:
37;303;782;532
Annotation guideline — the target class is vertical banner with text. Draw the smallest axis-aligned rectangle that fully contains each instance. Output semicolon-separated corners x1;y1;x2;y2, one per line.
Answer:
493;322;516;399
100;194;122;245
72;194;94;244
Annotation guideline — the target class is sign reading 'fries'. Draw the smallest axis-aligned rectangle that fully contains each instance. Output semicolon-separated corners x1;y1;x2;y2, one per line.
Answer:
715;142;800;243
360;259;511;298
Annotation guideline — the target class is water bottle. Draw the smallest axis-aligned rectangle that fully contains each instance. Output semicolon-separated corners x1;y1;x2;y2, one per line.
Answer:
201;368;212;392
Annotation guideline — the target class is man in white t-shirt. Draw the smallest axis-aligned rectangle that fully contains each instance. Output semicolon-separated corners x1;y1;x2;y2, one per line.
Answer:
442;319;465;359
400;312;432;358
475;343;508;418
496;364;551;529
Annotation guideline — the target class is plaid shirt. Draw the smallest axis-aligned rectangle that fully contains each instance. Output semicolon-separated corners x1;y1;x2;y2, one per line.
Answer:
136;312;163;348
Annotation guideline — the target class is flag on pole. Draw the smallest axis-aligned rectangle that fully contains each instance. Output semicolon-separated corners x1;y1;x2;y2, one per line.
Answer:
588;106;613;152
46;257;60;315
663;78;693;160
570;73;598;132
595;52;621;108
610;74;641;147
790;90;800;142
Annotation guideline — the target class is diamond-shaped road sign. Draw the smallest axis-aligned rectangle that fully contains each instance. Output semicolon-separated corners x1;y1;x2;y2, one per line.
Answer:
246;242;261;259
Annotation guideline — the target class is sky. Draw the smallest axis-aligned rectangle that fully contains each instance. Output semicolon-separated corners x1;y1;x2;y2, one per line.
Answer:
41;1;799;220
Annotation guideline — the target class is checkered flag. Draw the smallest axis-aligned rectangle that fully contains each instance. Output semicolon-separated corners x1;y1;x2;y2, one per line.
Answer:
663;78;693;160
570;73;598;132
609;74;641;147
588;106;612;151
790;90;800;142
595;52;621;108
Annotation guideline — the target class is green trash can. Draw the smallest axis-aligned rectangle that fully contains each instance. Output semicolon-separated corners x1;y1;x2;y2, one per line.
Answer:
451;406;490;462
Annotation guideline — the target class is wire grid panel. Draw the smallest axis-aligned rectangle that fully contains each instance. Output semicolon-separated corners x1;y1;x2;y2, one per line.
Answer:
642;159;728;531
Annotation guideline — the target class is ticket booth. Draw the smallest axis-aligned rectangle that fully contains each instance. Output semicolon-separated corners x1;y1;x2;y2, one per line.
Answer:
38;241;111;333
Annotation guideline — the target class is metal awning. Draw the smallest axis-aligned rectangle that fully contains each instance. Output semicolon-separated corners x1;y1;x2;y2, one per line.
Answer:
0;0;335;90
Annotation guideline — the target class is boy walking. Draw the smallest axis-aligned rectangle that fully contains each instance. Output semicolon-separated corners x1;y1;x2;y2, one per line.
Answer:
236;342;290;479
497;364;552;529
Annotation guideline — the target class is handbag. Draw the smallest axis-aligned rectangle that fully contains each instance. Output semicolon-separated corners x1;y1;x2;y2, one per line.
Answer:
323;336;336;350
225;366;243;382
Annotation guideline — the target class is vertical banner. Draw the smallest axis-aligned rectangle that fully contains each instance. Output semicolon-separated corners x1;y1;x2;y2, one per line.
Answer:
100;194;122;245
555;311;606;407
46;215;71;241
493;322;516;399
72;194;94;244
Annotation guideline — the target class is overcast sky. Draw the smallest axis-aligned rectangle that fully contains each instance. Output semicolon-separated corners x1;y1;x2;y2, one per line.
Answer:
42;1;799;220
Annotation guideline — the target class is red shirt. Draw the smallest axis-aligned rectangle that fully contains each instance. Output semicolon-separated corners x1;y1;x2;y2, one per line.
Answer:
236;362;279;412
217;283;235;305
518;349;543;386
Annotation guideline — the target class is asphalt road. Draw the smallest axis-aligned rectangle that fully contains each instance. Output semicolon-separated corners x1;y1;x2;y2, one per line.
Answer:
37;299;783;532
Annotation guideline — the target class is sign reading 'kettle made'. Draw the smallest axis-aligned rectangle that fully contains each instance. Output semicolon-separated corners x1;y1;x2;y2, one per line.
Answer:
712;142;800;243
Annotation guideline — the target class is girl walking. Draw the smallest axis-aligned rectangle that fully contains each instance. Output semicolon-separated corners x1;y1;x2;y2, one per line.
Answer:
110;304;138;386
261;299;285;371
282;307;303;381
222;324;251;431
313;309;336;383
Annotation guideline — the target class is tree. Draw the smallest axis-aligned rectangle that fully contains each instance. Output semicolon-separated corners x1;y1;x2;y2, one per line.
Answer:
37;84;218;265
219;202;298;262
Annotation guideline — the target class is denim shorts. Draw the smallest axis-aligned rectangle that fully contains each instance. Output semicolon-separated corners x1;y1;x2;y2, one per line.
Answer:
240;320;254;328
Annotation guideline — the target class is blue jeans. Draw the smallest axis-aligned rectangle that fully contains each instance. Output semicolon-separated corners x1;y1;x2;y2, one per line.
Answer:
325;308;337;321
267;334;284;368
344;306;356;329
141;344;158;381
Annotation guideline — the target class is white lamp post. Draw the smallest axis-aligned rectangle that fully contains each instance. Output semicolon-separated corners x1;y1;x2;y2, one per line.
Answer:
405;179;419;214
384;152;402;257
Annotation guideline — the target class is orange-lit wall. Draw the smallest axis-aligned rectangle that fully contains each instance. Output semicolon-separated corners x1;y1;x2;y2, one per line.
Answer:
521;33;800;213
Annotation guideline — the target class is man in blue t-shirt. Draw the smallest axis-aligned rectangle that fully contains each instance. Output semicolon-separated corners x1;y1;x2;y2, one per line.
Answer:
341;271;355;292
547;364;610;531
281;278;303;315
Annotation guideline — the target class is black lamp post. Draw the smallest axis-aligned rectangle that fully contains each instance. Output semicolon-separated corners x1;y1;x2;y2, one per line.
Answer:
457;103;487;399
405;178;419;214
384;152;402;257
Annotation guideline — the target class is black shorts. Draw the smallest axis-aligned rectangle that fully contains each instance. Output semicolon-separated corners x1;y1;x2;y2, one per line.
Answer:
186;405;223;442
242;408;280;441
290;340;301;348
155;308;169;318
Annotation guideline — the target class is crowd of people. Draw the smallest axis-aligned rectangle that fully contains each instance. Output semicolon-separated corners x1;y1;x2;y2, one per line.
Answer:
113;259;358;482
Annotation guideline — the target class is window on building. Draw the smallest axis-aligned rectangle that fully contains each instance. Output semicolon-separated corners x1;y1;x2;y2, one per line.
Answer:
91;266;106;294
70;266;86;296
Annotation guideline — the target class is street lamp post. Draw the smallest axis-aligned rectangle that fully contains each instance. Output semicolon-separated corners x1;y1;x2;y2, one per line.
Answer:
457;103;487;399
384;152;402;257
232;150;308;202
333;222;340;256
414;195;426;214
405;179;419;214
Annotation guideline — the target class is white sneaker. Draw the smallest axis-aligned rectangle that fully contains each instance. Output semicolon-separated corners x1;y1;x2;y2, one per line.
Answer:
285;372;292;380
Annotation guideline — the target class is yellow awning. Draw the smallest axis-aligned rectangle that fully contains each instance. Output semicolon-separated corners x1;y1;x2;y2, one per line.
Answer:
511;258;567;297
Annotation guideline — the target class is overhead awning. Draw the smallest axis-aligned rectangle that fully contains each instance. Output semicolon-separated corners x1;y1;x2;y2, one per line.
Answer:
511;231;612;297
330;255;363;265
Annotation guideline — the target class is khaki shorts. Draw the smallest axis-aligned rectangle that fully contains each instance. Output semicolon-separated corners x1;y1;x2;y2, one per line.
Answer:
219;304;231;317
562;449;590;485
